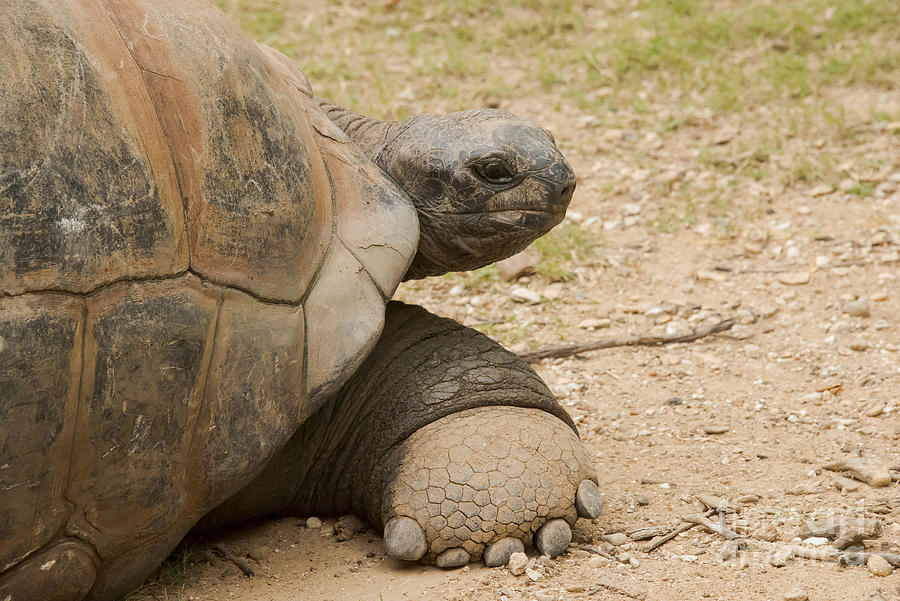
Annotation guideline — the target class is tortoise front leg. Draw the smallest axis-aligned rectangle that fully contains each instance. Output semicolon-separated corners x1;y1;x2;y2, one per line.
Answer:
333;302;601;566
200;301;601;567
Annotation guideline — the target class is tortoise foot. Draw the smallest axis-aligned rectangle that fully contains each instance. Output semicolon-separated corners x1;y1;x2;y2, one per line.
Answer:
379;406;599;566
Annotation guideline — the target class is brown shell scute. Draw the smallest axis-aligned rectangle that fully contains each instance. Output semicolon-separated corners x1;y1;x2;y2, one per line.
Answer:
187;36;331;302
66;277;220;556
0;3;187;296
197;289;306;504
102;0;334;303
0;294;83;571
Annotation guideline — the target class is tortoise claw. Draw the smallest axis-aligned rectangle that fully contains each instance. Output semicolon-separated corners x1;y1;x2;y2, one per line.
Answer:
575;479;603;519
483;537;524;567
383;516;427;561
534;518;572;557
435;547;470;568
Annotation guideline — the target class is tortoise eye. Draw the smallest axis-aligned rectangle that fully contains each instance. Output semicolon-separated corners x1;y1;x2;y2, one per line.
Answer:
473;159;514;185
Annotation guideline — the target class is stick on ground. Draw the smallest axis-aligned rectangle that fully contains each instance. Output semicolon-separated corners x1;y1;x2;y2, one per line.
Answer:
644;521;698;552
210;543;255;577
519;318;736;362
681;513;742;540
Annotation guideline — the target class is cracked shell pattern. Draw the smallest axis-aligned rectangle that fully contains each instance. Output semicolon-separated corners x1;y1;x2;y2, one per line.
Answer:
381;406;595;561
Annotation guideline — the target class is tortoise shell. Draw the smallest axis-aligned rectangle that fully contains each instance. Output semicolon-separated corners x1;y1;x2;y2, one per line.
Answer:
0;0;416;594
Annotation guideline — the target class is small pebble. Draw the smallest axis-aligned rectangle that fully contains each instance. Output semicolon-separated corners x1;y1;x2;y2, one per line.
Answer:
801;537;828;547
842;299;870;317
537;555;555;569
849;340;869;351
588;556;612;568
306;516;322;530
703;425;729;435
800;514;880;542
508;552;528;576
783;587;808;601
736;494;760;504
495;250;539;281
601;533;628;546
622;202;642;216
868;554;893;577
578;317;611;329
525;567;543;581
777;272;810;286
534;592;556;601
510;287;542;304
810;184;834;196
866;405;885;417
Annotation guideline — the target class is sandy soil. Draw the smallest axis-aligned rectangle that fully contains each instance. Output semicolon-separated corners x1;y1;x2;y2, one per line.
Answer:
132;10;900;598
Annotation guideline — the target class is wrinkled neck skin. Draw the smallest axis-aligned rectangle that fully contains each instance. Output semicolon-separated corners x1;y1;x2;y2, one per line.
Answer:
317;100;432;277
317;99;576;281
317;99;402;161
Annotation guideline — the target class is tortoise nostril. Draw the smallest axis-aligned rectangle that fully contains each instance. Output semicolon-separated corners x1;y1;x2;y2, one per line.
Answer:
559;180;576;200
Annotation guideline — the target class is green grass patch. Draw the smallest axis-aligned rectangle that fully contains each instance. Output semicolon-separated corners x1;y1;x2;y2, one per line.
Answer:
847;182;875;197
532;222;599;280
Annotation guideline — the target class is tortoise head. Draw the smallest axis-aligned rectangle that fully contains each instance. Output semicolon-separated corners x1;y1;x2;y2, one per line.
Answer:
377;109;576;279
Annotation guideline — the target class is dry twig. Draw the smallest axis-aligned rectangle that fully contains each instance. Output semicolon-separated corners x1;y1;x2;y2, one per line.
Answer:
520;318;736;362
682;513;742;540
627;526;667;541
210;543;254;577
577;543;617;561
644;521;698;552
589;579;647;599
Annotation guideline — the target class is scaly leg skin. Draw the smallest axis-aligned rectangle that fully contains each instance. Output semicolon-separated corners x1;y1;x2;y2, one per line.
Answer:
341;302;601;567
199;301;602;567
378;406;600;567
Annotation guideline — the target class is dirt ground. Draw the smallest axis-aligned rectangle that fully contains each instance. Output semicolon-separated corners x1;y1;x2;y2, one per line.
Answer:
134;2;899;600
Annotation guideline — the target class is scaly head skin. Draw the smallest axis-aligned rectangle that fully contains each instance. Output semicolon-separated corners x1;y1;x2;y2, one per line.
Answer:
318;102;576;279
377;109;576;279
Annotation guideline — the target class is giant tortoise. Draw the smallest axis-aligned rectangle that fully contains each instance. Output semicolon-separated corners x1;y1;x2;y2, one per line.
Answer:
0;1;602;599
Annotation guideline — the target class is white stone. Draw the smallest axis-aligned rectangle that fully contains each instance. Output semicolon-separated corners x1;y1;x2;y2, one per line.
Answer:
868;554;893;577
510;287;542;304
801;537;828;546
578;318;611;329
783;588;808;601
508;552;528;576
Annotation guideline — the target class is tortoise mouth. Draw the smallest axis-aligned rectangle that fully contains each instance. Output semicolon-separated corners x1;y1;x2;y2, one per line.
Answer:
478;207;567;231
441;206;560;215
